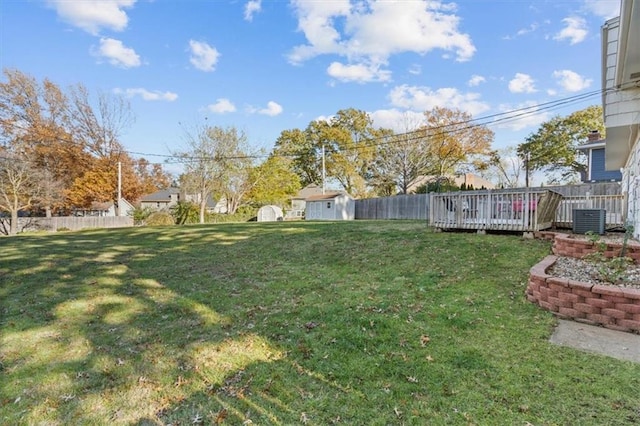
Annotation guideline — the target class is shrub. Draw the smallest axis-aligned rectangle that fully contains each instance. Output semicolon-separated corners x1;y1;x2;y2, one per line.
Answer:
145;211;175;226
171;201;200;225
129;207;154;226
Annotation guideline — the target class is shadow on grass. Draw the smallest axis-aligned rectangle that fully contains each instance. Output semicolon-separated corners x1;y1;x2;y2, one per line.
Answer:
2;221;639;424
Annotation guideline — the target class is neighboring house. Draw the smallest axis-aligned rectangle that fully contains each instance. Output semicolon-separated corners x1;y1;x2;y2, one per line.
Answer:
140;188;227;213
406;173;495;194
286;184;325;219
601;0;640;238
305;192;355;220
139;187;181;210
75;198;134;217
577;131;623;182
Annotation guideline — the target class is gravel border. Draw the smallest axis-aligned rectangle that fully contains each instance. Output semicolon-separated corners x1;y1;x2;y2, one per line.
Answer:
549;256;640;289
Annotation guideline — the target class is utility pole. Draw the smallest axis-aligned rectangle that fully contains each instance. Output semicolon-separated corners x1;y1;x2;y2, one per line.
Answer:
524;152;530;188
117;161;122;216
322;143;326;194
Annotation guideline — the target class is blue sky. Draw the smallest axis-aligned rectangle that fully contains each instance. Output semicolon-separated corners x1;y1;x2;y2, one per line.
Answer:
0;0;623;176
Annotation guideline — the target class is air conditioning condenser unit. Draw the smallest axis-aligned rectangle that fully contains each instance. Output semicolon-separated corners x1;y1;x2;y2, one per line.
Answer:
573;209;606;234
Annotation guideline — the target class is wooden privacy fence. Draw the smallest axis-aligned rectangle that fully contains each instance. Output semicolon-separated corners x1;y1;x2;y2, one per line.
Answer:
355;194;429;220
429;189;563;232
12;216;133;233
555;194;626;229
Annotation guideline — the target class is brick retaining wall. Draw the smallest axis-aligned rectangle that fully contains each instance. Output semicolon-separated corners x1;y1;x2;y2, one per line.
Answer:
527;233;640;334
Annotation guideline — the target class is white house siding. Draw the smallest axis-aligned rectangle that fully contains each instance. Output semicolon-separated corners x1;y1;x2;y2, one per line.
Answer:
622;137;640;239
602;11;640;239
602;16;640;170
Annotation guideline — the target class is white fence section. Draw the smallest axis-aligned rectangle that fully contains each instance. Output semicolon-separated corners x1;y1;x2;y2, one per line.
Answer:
555;194;626;229
429;189;563;232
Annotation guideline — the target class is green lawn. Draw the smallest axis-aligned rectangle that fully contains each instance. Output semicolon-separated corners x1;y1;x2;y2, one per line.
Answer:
1;221;638;425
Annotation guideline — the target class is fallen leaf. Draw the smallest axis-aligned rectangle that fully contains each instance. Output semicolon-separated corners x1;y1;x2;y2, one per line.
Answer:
214;408;228;424
420;335;430;346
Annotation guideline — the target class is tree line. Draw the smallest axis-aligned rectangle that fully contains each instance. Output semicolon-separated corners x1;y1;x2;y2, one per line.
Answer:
1;67;604;233
0;69;171;234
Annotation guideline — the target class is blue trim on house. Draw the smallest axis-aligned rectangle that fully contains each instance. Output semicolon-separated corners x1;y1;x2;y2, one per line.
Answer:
590;148;622;181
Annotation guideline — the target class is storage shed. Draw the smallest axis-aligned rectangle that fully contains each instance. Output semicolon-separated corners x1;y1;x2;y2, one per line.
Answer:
305;192;355;220
257;205;284;222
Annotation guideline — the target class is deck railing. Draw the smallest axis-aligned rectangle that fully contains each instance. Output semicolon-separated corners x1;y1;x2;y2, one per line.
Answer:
555;194;626;229
429;189;563;232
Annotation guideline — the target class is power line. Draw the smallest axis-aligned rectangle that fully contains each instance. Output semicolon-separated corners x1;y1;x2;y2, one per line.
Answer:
1;85;619;166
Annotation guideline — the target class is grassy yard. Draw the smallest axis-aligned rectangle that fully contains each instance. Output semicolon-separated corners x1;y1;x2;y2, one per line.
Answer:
1;221;639;425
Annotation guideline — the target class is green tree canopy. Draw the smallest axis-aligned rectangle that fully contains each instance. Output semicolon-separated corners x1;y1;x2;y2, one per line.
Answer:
517;105;604;184
247;155;300;207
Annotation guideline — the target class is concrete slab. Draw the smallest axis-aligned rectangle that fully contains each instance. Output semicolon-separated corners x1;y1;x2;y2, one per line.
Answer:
550;320;640;363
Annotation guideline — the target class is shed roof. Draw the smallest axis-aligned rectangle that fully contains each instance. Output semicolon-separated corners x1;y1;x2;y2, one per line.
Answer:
305;192;350;201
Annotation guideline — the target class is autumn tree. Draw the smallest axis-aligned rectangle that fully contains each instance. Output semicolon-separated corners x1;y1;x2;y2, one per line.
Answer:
135;158;172;195
274;109;391;198
247;155;301;207
0;69;82;215
0;69;162;215
422;107;494;178
0;149;41;235
321;108;391;198
371;113;434;195
517;105;604;185
66;155;146;209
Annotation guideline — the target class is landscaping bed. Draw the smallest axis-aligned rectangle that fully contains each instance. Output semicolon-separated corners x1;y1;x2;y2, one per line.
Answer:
528;232;640;333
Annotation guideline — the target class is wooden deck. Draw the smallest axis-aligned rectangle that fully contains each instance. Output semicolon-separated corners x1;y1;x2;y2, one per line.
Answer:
429;189;563;232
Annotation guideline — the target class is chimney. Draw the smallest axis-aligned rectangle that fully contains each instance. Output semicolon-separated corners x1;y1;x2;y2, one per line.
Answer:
587;130;601;142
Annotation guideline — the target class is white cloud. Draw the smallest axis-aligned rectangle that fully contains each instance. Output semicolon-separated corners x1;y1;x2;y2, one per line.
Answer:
207;98;236;114
554;17;588;45
583;0;621;19
189;40;220;72
114;88;178;101
368;109;425;132
408;64;422;75
517;22;540;37
495;101;551;131
92;38;141;68
388;84;490;116
288;0;475;81
47;0;135;35
327;62;391;83
552;69;593;92
257;101;283;116
244;0;262;21
468;75;486;87
508;73;536;94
